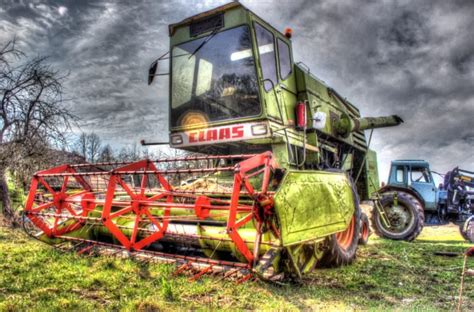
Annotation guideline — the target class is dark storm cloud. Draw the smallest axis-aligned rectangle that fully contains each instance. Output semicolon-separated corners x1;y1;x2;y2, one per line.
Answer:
247;0;473;177
0;0;472;178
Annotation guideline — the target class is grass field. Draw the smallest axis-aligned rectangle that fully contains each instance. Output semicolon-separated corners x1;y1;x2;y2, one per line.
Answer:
0;222;472;311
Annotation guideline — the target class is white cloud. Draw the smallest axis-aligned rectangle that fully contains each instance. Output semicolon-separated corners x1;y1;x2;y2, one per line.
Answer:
58;6;68;16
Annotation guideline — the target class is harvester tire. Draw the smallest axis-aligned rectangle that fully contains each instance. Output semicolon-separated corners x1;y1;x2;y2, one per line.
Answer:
318;201;361;268
371;192;424;241
358;212;370;245
459;216;474;243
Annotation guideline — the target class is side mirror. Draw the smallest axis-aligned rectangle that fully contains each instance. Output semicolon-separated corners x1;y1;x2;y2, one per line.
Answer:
148;60;158;85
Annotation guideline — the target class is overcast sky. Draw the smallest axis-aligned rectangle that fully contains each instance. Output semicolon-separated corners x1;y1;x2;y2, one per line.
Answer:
0;0;473;181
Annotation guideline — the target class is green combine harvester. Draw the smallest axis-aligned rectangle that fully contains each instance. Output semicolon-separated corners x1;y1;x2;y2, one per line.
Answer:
24;2;402;281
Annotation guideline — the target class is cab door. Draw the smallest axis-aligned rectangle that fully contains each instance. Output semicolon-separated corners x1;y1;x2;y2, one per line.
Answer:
409;166;437;210
274;36;297;125
253;22;283;123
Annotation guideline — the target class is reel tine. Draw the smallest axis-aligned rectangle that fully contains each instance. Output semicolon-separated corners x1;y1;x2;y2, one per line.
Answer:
77;243;96;255
236;272;254;284
189;265;213;281
217;268;239;281
174;262;192;276
54;241;71;252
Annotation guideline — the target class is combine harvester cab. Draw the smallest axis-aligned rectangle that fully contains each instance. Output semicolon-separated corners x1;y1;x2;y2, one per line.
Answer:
24;2;402;281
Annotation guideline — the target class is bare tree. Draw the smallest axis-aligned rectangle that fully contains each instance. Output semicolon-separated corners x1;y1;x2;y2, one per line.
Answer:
75;132;102;162
117;143;142;162
0;39;75;221
87;133;101;163
99;144;114;162
77;132;88;160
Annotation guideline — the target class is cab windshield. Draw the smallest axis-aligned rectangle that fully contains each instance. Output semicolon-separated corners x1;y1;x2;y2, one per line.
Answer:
171;25;260;128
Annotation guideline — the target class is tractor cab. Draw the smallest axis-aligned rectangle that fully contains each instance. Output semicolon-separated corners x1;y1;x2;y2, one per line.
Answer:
387;160;438;210
148;2;294;157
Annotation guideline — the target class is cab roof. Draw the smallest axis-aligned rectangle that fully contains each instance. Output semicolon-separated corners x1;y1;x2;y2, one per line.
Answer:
168;1;288;39
169;2;244;36
391;160;430;167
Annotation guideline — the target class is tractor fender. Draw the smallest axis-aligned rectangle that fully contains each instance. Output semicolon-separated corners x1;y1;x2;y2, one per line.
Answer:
378;185;425;209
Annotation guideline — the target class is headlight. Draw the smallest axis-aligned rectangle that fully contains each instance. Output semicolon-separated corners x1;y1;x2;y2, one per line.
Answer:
251;124;268;136
170;134;183;145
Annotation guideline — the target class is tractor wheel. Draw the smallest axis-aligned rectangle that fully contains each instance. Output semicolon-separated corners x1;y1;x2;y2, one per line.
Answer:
371;192;424;241
459;216;474;243
358;212;370;245
318;201;361;267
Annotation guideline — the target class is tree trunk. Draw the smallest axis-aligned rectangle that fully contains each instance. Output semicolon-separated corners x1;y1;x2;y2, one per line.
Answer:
0;168;14;223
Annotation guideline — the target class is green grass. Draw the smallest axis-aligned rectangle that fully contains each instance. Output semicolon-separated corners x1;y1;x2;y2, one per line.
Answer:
0;224;472;311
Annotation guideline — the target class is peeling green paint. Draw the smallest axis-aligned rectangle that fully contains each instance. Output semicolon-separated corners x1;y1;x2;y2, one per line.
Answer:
274;170;355;246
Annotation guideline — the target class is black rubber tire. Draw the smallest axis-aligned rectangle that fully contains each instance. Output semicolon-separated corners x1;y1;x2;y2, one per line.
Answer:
371;192;424;241
358;212;370;245
459;225;469;241
459;217;474;243
318;200;361;268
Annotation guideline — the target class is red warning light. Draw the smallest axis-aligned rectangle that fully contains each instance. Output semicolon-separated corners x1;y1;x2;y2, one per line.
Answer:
284;27;292;38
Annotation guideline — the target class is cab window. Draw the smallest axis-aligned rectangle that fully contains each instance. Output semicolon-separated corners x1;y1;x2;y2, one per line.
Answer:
254;22;277;91
396;167;404;183
411;167;431;183
277;38;292;80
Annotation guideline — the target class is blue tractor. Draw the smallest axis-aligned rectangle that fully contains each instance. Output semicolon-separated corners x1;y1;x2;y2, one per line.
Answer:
371;160;474;242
